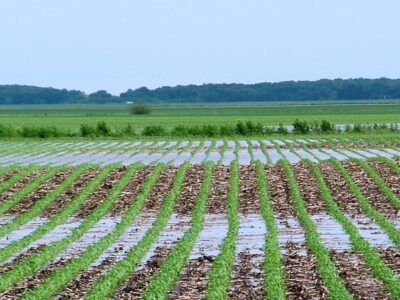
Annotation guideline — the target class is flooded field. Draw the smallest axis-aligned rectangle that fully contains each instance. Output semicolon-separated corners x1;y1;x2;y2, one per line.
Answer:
0;138;399;299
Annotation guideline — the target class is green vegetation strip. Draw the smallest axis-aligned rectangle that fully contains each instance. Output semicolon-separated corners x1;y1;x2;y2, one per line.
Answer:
0;164;20;178
0;164;138;293
0;165;91;239
21;164;164;299
141;162;213;299
330;159;400;247
255;161;286;299
0;166;66;216
85;163;189;299
205;161;239;299
280;160;352;299
374;156;400;175
0;165;115;263
0;165;37;194
307;160;400;297
353;158;400;210
258;139;272;164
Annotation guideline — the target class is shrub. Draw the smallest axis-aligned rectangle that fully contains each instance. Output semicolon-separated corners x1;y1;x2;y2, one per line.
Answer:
171;125;190;137
96;121;111;136
219;125;235;136
131;103;150;115
277;123;288;135
202;125;218;137
320;120;334;133
235;121;248;135
142;125;166;136
80;124;97;137
0;124;16;138
293;119;310;134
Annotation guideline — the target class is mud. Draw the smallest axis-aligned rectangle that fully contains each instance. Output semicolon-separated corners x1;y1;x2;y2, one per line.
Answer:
330;250;391;299
167;256;214;299
283;242;328;300
111;246;173;299
0;169;47;204
228;251;264;299
144;167;178;212
377;247;400;277
293;163;327;214
343;161;399;217
370;161;400;198
0;245;46;275
174;165;204;215
42;168;100;217
207;166;230;214
74;168;126;218
265;165;295;218
55;258;115;299
319;162;363;216
238;166;260;214
0;170;20;183
6;169;72;215
109;166;153;216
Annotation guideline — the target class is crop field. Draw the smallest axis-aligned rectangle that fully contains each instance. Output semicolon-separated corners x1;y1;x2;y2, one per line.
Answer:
0;137;399;299
1;101;400;131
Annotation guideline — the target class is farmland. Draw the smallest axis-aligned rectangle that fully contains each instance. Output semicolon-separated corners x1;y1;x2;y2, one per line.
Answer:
0;101;399;131
0;137;399;299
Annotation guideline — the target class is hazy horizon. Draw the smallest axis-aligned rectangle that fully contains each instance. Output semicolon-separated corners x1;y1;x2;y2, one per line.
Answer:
1;1;400;94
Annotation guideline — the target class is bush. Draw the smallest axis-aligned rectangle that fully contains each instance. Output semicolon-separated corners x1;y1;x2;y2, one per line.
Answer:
0;124;16;138
202;125;218;137
142;125;166;136
219;125;235;136
131;103;150;115
320;120;334;133
235;121;248;135
19;126;60;138
80;124;97;137
292;119;310;134
97;121;111;136
171;125;190;137
277;123;288;135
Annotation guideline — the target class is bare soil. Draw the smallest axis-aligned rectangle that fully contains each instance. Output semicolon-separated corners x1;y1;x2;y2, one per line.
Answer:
370;161;400;198
330;250;391;299
343;161;399;217
206;166;230;214
6;169;72;215
238;165;260;214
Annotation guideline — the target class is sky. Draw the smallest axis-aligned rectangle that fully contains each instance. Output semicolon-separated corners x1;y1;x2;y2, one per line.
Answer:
1;0;400;95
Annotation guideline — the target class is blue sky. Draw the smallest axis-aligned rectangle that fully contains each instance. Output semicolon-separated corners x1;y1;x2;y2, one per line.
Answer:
1;0;399;94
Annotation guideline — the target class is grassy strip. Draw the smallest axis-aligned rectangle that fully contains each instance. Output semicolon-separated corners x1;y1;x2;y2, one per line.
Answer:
373;156;400;175
21;164;164;299
255;161;286;299
280;160;352;299
85;163;189;299
246;140;255;163
0;165;37;194
0;165;116;263
217;141;228;165
205;161;239;299
141;162;213;299
330;158;400;247
205;140;216;161
258;139;272;164
0;164;21;179
352;158;400;210
0;166;66;216
307;160;400;297
0;165;91;239
0;164;138;293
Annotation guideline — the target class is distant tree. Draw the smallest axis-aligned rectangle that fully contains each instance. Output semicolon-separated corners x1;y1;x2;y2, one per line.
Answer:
88;90;113;99
131;103;151;115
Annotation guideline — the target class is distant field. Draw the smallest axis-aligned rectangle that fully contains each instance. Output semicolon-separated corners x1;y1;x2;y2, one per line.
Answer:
0;101;399;131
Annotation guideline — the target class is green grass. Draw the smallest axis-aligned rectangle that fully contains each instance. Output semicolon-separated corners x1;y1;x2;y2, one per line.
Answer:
0;102;399;131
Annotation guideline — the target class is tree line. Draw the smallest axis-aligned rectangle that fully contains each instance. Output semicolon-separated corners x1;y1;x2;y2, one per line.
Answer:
1;78;400;104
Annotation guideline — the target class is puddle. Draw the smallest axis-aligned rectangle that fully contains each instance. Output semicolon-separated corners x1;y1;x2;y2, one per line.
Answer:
236;214;266;255
280;149;300;164
221;151;235;165
237;150;251;165
323;149;348;160
252;149;268;163
308;149;331;161
294;149;318;162
346;214;395;248
189;214;228;259
269;150;284;164
277;217;306;255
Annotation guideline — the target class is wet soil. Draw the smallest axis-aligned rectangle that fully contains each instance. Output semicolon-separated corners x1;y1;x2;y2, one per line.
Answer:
0;245;46;276
293;163;326;214
167;256;214;299
283;242;328;300
330;250;391;299
42;168;100;217
6;169;72;215
174;165;204;215
0;169;47;204
319;162;363;216
370;161;400;198
377;247;400;277
343;161;399;217
55;258;115;299
74;168;126;218
110;166;154;216
144;167;178;212
0;257;71;299
206;166;230;214
265;165;295;218
238;166;260;214
111;246;173;299
228;251;264;299
0;170;20;183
